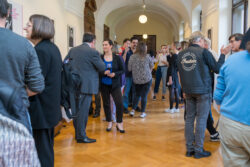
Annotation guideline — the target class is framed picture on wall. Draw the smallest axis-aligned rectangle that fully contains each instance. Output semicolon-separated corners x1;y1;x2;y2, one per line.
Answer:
67;25;75;50
5;3;13;30
6;1;23;35
208;28;212;48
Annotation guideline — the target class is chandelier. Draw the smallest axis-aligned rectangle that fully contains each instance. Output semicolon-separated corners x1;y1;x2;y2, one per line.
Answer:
139;0;147;24
139;15;147;24
143;34;148;39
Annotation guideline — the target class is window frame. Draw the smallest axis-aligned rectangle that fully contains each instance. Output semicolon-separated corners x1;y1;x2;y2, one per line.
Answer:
232;0;248;33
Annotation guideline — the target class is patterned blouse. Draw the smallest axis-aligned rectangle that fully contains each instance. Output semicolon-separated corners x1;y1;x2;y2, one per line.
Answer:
128;54;154;84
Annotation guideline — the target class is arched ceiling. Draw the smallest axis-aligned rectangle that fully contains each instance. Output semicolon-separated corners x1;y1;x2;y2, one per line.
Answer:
105;5;178;34
95;0;192;34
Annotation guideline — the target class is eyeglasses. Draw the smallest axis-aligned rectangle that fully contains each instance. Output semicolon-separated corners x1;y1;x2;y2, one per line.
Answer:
229;40;235;43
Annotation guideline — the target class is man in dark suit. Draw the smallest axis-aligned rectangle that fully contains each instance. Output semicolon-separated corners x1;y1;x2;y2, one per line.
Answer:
67;32;106;143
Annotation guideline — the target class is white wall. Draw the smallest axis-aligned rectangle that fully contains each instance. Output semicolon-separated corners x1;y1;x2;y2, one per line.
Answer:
179;22;184;41
95;24;104;52
9;0;84;58
218;0;232;51
202;8;219;52
192;4;202;32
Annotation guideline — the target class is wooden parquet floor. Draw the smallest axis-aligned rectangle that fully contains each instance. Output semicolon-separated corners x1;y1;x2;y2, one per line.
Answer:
54;92;223;167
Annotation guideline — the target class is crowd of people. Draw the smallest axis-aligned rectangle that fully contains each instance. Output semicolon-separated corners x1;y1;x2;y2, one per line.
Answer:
0;0;250;166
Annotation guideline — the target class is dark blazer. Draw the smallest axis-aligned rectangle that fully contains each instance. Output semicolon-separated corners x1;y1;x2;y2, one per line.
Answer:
100;54;125;89
167;53;179;88
29;40;62;129
67;43;106;94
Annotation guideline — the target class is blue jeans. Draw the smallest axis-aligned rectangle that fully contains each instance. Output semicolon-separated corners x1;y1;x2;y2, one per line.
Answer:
154;66;168;94
185;93;211;152
132;80;152;113
123;77;133;109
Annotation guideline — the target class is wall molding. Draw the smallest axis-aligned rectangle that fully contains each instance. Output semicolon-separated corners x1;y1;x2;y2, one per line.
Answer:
202;0;219;18
64;0;84;18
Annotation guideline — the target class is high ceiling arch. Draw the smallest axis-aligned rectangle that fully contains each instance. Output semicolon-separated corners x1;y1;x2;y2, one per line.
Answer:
95;0;192;31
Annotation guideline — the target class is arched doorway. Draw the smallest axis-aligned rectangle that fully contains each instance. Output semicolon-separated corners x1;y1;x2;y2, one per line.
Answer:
84;0;97;34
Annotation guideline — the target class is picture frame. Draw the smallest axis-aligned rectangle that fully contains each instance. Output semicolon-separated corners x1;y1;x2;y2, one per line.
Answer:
5;1;23;35
208;28;212;48
67;25;75;50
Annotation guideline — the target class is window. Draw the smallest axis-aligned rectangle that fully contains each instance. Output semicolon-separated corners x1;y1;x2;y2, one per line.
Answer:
232;0;248;34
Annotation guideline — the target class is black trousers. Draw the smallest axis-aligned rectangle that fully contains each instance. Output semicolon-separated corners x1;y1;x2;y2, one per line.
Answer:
33;128;54;167
89;92;101;114
168;86;179;109
73;94;92;139
101;85;123;123
206;110;217;135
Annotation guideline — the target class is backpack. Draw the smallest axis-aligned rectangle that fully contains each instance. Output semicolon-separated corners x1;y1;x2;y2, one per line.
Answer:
61;56;81;119
0;86;32;133
0;86;41;167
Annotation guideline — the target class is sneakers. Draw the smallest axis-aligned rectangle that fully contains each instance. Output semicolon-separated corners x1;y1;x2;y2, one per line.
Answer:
140;112;147;118
130;109;147;118
210;132;220;142
170;109;175;114
175;108;180;113
194;150;211;159
162;96;166;101
165;108;171;113
152;96;156;101
129;109;135;116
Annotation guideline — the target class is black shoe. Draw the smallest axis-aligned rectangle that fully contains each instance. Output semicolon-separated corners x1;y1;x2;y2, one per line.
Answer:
153;96;156;101
194;150;211;159
124;107;129;114
116;125;125;133
186;151;195;157
106;127;112;132
93;112;100;118
106;123;112;132
77;137;96;143
210;132;220;142
89;110;93;115
162;96;166;101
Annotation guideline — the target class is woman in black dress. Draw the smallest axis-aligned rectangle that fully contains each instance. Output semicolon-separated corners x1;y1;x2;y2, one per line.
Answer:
24;14;62;167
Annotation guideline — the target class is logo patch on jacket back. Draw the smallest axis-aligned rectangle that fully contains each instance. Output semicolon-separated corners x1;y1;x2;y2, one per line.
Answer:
181;52;197;71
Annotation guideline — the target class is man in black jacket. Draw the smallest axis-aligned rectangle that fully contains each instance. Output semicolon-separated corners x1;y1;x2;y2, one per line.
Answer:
67;33;106;143
177;31;225;159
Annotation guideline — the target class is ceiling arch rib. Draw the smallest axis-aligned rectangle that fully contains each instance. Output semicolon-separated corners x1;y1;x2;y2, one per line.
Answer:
106;9;178;38
95;0;192;31
105;6;178;29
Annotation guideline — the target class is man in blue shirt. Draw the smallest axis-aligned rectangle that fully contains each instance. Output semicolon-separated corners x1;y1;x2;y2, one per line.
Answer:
214;29;250;167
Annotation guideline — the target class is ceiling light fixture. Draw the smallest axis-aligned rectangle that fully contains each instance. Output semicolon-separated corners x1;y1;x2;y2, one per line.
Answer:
143;34;148;39
139;15;147;24
139;0;147;24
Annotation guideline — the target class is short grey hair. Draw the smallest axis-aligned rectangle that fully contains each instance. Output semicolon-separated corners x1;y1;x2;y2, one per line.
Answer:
189;31;205;44
204;37;211;49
